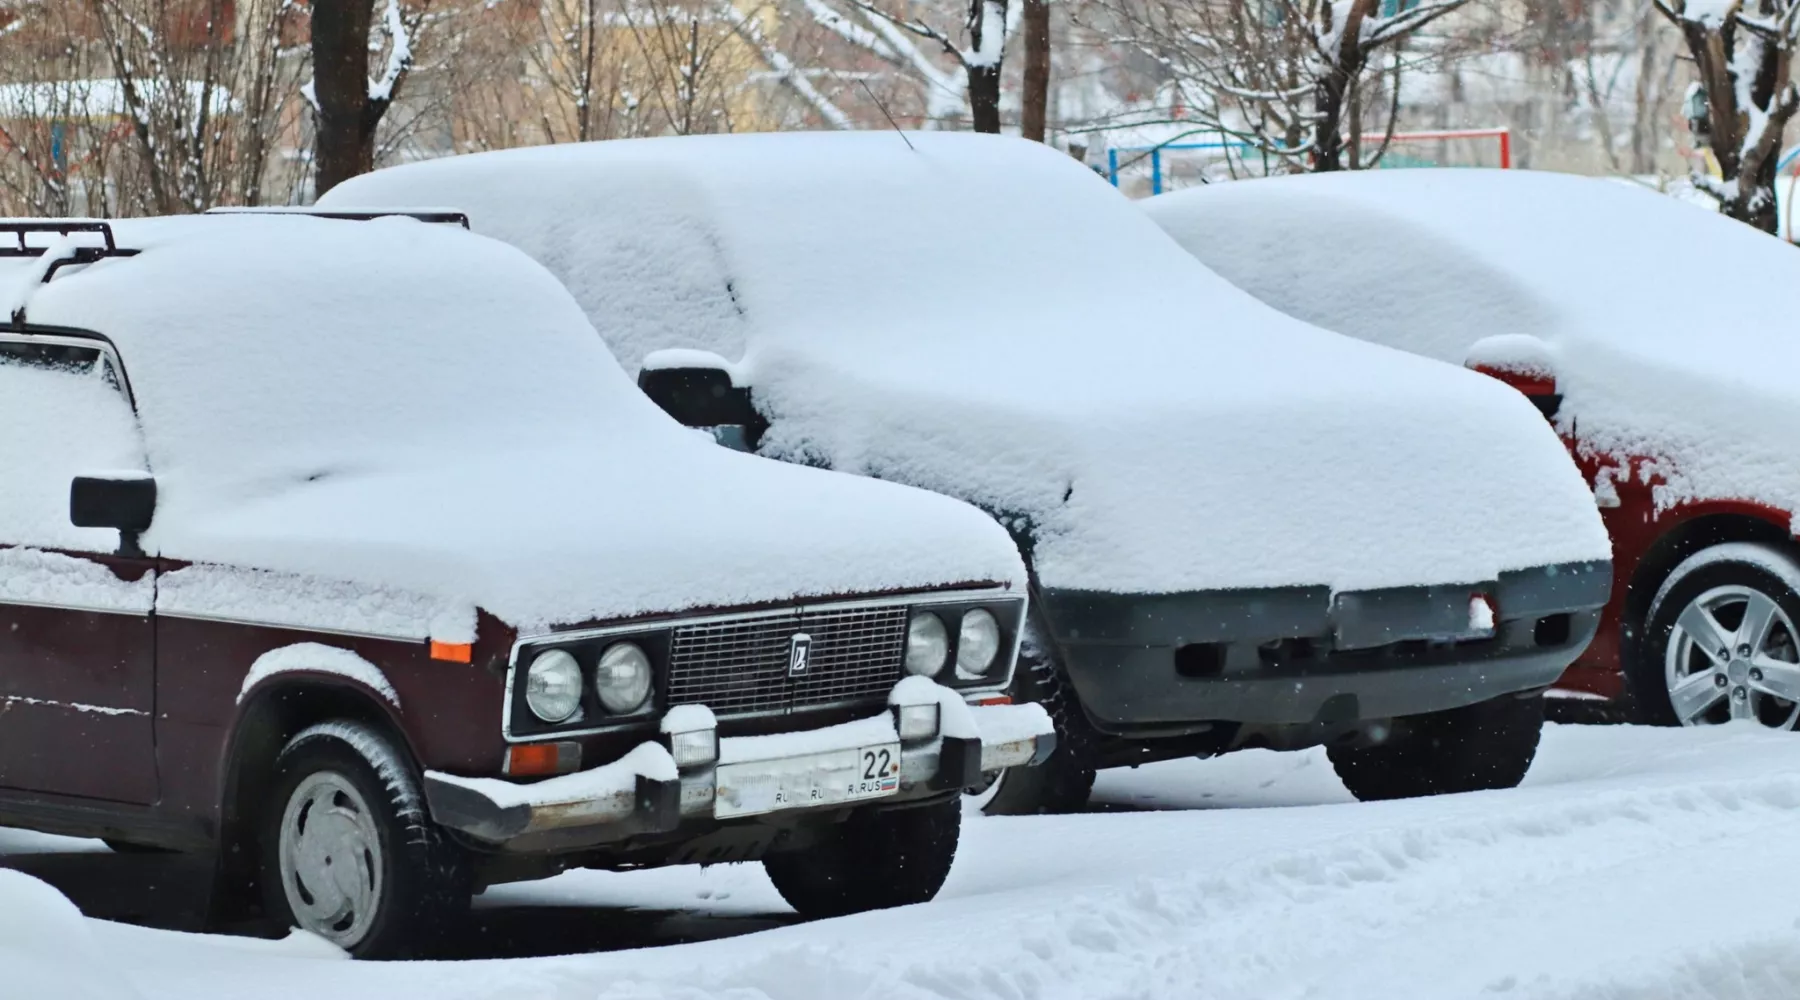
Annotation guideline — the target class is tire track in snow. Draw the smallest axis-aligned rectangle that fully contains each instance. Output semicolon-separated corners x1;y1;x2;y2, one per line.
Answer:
584;772;1800;1000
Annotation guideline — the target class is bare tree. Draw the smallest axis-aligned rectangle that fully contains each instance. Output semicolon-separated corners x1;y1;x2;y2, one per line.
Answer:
1102;0;1474;170
723;1;859;128
309;0;415;195
0;0;312;215
792;0;1021;129
1655;0;1800;232
621;0;756;134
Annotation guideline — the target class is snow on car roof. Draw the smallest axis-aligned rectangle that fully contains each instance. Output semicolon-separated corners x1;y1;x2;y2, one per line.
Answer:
0;215;1024;634
1143;169;1800;514
326;135;1610;596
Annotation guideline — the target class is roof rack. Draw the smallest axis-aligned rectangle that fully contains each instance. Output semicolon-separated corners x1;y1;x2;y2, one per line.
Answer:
0;221;144;328
0;220;141;282
203;207;471;229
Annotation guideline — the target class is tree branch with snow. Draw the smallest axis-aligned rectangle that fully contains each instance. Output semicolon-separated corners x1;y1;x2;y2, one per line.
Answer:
1656;0;1800;232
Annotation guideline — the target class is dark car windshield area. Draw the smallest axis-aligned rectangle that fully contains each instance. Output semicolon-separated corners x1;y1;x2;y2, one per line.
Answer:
0;340;123;392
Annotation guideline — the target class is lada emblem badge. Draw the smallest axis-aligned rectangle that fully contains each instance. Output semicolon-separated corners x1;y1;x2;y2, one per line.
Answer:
788;632;813;677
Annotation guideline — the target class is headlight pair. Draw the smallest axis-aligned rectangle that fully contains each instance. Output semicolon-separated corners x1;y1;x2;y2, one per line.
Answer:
905;608;1003;682
524;642;653;723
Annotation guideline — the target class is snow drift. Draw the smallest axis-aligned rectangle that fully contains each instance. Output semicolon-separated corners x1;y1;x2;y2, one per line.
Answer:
0;870;143;1000
1144;168;1800;520
326;134;1607;594
0;215;1023;634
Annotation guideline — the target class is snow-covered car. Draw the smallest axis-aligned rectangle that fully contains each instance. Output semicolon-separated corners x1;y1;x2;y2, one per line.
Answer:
1143;168;1800;731
0;215;1052;958
323;132;1613;812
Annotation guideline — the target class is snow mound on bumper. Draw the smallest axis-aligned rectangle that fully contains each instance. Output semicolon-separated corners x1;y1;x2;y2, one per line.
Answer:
327;134;1607;594
0;870;143;1000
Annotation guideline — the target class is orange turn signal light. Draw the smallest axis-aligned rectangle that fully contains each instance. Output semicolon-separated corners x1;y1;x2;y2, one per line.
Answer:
429;640;473;664
976;695;1013;706
505;742;580;777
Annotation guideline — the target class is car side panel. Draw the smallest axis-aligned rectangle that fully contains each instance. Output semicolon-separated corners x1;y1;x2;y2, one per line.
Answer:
0;582;158;803
150;614;509;829
1559;445;1794;700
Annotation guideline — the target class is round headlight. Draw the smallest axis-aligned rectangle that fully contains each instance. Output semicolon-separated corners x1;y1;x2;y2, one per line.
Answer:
525;649;583;723
956;609;1002;680
905;612;949;676
596;642;653;715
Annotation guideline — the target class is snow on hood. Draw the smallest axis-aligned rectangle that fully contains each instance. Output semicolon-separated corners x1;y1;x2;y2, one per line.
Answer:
1144;168;1800;518
8;216;1022;633
325;134;1609;594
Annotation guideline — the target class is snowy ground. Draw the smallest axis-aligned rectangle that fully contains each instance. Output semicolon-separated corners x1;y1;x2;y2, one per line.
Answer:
7;723;1800;1000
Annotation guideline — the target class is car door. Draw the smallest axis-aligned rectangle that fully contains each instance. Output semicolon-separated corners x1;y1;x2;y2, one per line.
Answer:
0;333;159;804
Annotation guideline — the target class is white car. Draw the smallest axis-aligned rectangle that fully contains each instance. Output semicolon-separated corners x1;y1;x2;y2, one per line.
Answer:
325;133;1613;811
1146;168;1800;729
0;213;1049;957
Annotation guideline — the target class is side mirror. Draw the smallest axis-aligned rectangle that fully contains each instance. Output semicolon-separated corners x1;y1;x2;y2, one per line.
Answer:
1465;334;1561;421
637;349;766;451
70;473;156;558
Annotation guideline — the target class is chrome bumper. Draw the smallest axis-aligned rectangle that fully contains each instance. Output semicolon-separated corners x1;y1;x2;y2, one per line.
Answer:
423;680;1055;849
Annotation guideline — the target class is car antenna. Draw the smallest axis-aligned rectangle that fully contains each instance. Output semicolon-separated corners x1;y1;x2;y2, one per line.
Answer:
859;79;915;152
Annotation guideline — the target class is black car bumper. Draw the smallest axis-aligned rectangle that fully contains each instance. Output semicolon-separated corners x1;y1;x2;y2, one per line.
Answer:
1038;560;1610;733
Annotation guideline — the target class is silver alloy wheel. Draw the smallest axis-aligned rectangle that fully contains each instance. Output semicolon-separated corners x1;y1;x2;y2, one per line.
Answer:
1665;584;1800;728
277;770;385;948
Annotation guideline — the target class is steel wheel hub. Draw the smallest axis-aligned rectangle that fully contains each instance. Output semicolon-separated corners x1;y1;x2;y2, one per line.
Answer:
277;770;384;948
1665;584;1800;729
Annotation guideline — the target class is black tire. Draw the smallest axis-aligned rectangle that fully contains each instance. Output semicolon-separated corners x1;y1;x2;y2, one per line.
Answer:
763;799;961;919
1327;693;1545;802
257;720;469;959
967;618;1097;815
1629;542;1800;729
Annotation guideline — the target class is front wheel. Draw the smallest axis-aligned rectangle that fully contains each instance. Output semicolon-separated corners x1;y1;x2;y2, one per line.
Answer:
1630;542;1800;729
258;720;469;959
762;799;960;919
965;619;1096;816
1327;693;1545;802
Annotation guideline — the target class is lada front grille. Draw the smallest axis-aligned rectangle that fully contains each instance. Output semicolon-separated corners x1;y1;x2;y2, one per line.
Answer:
666;605;908;717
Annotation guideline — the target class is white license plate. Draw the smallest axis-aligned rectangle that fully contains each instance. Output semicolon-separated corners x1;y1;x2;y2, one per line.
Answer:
713;742;901;819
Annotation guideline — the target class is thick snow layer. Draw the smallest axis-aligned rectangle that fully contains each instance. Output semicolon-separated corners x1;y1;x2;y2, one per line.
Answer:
717;714;899;765
324;133;1607;594
0;871;142;1000
0;215;1021;632
429;742;677;810
0;546;153;613
0;354;148;553
16;724;1800;999
239;643;400;707
660;704;718;734
159;563;474;644
1467;333;1558;378
889;675;1050;741
1144;169;1800;518
967;700;1056;745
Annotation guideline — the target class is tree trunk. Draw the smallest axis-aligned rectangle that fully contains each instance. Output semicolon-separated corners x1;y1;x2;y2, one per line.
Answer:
965;0;1006;133
967;64;1003;133
1020;0;1050;142
1313;69;1348;171
312;0;376;196
1312;0;1372;172
1665;12;1797;235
